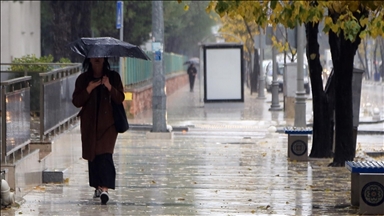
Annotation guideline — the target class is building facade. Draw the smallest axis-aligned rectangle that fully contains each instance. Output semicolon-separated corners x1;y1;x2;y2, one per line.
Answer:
1;1;41;67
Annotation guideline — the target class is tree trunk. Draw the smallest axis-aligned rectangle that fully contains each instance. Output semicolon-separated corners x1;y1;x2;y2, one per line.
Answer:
305;22;333;158
49;1;92;62
328;29;361;167
251;47;260;93
69;2;92;63
51;1;71;61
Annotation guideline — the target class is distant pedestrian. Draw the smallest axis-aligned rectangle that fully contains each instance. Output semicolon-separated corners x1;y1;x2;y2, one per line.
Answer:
187;64;197;92
72;57;124;205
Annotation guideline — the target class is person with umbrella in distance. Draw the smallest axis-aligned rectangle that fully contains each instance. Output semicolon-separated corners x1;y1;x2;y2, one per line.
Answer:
184;57;199;92
70;37;150;205
187;63;198;92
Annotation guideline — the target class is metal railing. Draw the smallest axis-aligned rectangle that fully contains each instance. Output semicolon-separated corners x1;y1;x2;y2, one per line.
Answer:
1;63;82;140
39;64;81;141
1;76;31;163
112;51;189;86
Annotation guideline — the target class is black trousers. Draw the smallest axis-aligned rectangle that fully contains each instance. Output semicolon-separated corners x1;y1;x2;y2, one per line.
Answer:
189;74;196;90
88;153;116;189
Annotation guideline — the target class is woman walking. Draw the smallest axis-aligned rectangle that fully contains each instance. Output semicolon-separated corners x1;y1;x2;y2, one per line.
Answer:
72;57;124;205
187;63;197;92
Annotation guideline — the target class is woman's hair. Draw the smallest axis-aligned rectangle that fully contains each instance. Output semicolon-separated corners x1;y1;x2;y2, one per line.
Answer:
82;57;111;73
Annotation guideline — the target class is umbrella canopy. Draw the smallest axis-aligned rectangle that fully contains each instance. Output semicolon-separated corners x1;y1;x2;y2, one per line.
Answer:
184;57;199;65
69;37;151;60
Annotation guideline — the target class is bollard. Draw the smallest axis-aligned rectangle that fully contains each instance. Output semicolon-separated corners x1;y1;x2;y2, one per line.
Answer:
1;179;15;207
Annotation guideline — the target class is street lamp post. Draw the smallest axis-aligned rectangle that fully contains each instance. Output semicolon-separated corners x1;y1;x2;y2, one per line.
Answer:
294;24;307;127
269;35;282;111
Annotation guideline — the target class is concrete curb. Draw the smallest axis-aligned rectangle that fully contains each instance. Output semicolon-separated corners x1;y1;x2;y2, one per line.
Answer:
129;124;189;132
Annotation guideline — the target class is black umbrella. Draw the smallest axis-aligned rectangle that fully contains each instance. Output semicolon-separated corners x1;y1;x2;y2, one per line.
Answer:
69;37;151;60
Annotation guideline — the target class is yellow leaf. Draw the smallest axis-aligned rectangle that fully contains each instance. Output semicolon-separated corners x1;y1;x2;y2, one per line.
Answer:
331;24;339;34
205;7;210;14
275;2;283;13
359;31;367;39
360;17;369;27
237;5;245;16
348;1;359;12
371;28;378;38
325;17;333;26
184;4;189;11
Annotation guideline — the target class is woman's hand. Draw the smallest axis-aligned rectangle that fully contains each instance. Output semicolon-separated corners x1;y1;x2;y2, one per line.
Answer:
102;76;112;91
86;79;102;93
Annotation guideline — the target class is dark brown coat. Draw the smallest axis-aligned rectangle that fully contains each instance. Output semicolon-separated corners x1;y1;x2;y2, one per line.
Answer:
72;70;125;161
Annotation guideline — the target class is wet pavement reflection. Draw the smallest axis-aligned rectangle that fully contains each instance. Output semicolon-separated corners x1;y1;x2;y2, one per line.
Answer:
2;79;383;216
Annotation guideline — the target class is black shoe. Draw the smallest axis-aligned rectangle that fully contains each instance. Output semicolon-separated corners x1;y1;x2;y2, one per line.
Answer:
93;188;102;199
100;191;109;205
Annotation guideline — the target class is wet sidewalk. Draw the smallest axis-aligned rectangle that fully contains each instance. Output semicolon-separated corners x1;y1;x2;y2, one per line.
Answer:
2;79;383;215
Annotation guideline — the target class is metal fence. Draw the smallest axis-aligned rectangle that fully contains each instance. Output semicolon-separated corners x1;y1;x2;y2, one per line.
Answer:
1;76;31;163
0;63;81;163
39;64;81;140
112;51;188;86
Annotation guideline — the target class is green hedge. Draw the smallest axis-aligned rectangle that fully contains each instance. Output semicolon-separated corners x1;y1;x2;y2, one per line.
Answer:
8;54;71;113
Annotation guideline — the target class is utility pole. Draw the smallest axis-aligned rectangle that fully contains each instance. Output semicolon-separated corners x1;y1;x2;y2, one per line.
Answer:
294;24;307;127
151;1;167;132
116;1;124;81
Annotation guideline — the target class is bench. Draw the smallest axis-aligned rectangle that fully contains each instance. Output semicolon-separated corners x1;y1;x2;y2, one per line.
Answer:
345;161;384;215
284;127;312;161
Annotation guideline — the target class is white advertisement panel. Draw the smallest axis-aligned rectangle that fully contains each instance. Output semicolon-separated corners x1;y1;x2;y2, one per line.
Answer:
204;44;243;102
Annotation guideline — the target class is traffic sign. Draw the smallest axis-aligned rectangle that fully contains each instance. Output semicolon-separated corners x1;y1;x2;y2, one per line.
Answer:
116;1;123;29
